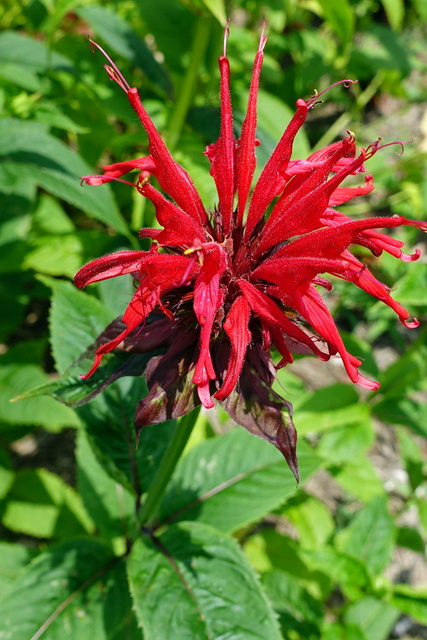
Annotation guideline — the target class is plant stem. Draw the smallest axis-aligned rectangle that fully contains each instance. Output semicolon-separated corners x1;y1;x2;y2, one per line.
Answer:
165;15;211;151
139;407;201;526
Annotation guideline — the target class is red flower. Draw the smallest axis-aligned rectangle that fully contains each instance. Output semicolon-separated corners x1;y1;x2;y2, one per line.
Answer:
75;32;426;479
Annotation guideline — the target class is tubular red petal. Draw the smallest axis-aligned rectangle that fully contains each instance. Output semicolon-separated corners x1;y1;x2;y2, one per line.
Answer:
126;88;207;225
138;182;206;246
74;251;148;288
215;295;252;400
236;42;265;226
207;56;236;237
245;99;308;241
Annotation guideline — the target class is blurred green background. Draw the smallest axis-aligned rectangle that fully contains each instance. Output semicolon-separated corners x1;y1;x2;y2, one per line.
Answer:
1;0;427;638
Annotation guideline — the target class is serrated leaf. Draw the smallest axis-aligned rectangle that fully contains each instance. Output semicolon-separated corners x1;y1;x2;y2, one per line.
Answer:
282;493;334;549
0;540;141;639
156;429;321;532
336;495;395;575
127;521;283;640
332;456;384;501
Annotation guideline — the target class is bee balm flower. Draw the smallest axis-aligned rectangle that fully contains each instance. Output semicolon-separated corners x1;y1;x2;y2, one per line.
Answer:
75;31;425;479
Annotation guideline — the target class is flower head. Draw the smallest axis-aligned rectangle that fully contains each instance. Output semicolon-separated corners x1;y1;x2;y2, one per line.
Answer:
75;32;426;479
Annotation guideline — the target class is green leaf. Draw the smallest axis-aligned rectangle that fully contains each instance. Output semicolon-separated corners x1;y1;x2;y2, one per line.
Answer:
317;0;355;44
157;429;321;532
282;493;334;549
77;376;176;494
76;429;136;544
380;0;405;31
0;540;141;639
0;543;38;598
391;584;427;624
301;547;370;592
0;448;14;500
200;0;226;25
77;6;171;94
0;364;80;431
127;521;283;640
0;119;129;237
331;455;384;501
40;276;114;374
0;30;73;72
317;417;375;464
336;495;395;575
344;597;399;640
293;384;369;436
262;569;323;639
2;468;94;539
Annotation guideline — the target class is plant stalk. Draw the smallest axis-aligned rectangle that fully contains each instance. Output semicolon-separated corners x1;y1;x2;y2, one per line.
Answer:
139;407;201;526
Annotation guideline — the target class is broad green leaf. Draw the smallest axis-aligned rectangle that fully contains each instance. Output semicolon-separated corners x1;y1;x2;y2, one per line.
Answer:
373;397;427;438
262;569;323;639
0;540;141;639
391;584;427;624
76;429;136;545
0;119;129;237
77;6;171;94
336;495;395;575
318;0;355;44
344;598;399;640
0;31;73;72
157;428;321;532
282;493;334;549
127;521;283;640
2;468;94;539
321;621;369;640
0;364;80;431
0;543;38;598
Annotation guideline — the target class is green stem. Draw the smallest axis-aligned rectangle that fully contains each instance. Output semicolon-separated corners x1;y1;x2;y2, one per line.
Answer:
139;407;201;526
165;15;211;151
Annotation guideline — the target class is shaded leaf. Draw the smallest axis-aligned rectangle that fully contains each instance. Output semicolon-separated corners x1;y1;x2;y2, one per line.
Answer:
0;540;141;639
127;521;283;640
157;428;321;533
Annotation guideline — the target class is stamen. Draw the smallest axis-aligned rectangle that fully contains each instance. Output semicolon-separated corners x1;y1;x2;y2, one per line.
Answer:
80;174;138;189
307;79;358;109
223;18;231;58
88;38;131;93
366;138;410;158
258;20;268;52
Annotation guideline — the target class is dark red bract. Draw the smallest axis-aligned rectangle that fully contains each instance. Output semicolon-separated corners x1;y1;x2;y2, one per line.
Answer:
75;31;426;479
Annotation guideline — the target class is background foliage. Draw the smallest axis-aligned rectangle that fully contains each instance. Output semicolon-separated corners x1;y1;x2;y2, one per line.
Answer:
1;0;427;638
